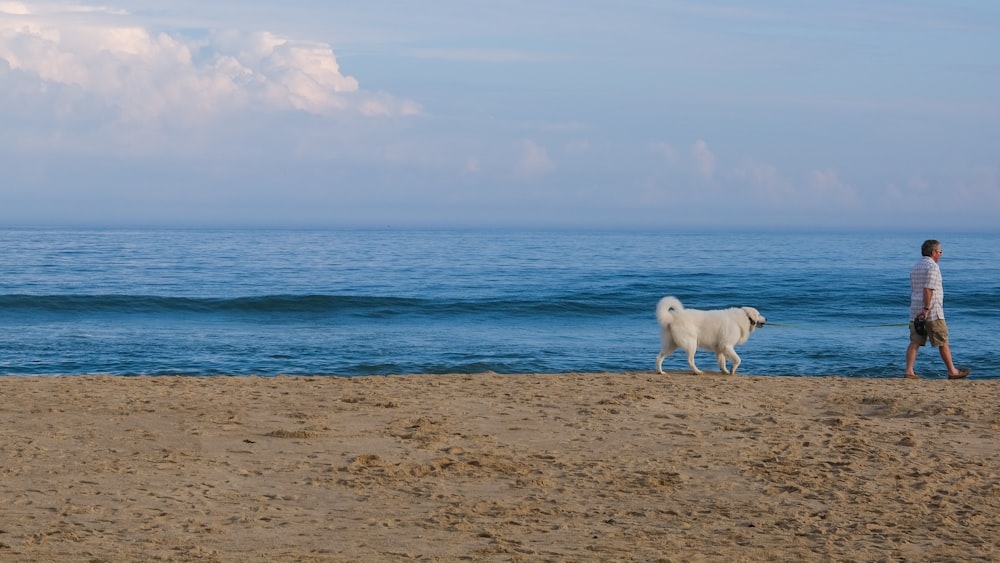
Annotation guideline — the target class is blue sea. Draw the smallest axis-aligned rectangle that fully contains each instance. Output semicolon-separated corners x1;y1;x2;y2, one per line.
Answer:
1;228;998;378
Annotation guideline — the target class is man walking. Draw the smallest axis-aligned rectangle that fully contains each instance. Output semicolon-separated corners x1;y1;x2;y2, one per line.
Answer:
904;239;970;379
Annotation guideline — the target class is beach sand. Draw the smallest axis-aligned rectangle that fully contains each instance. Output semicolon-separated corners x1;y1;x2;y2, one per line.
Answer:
1;372;998;562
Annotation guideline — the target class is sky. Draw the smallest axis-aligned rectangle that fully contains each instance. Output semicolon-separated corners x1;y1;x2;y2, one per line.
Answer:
1;1;998;230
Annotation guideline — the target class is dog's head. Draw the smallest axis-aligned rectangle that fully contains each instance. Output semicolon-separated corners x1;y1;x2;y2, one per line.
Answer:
742;307;766;330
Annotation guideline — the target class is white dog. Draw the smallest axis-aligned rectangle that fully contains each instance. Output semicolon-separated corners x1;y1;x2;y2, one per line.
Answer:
655;296;766;375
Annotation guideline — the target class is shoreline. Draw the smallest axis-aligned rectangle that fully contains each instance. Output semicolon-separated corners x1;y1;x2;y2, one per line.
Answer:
2;372;997;561
3;370;993;380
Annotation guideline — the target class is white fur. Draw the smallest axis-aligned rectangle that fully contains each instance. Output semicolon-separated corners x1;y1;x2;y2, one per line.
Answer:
655;296;766;375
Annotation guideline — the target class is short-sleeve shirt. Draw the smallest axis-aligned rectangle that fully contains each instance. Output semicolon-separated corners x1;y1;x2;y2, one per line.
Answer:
910;256;944;321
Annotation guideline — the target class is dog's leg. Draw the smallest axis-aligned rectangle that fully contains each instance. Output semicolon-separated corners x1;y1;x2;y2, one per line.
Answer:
656;343;676;374
723;346;741;375
685;348;703;375
716;353;729;374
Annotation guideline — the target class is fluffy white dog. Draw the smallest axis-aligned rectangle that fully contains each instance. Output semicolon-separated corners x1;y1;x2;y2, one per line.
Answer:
655;296;766;375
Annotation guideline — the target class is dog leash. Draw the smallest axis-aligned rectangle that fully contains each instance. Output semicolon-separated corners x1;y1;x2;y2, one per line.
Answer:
764;322;909;328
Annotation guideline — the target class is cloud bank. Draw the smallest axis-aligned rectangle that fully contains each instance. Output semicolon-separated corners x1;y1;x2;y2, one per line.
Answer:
0;2;419;126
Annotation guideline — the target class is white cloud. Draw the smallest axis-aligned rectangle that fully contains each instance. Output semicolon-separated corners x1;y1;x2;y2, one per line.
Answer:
734;159;794;200
517;139;555;179
808;169;859;205
733;161;862;208
0;3;420;124
692;139;716;180
0;3;29;15
885;174;931;203
887;166;999;209
650;142;678;165
951;165;999;204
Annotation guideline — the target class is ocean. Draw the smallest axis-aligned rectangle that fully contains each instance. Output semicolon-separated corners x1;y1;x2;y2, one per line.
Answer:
1;228;998;378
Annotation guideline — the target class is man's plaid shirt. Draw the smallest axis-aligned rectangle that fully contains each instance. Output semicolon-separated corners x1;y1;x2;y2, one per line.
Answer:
910;256;944;320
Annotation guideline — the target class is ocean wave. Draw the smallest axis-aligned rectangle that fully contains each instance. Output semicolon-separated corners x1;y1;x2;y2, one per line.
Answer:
0;293;641;318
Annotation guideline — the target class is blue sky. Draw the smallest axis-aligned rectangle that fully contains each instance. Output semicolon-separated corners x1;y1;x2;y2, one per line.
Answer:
1;1;998;230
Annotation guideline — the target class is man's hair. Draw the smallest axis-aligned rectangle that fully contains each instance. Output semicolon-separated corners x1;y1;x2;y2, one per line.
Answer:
922;239;940;257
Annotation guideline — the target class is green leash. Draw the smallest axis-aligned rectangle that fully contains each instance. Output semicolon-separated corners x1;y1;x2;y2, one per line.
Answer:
766;322;909;328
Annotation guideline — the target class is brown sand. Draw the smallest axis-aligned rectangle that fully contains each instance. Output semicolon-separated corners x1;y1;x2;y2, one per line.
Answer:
1;372;998;562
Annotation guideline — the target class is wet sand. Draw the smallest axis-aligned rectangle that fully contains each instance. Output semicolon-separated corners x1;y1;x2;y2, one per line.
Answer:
1;372;998;561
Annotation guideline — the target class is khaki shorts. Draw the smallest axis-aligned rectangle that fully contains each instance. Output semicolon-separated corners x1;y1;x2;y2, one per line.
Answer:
910;318;949;347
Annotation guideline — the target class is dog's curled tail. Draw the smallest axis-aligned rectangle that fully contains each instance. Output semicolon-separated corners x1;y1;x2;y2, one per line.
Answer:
656;296;684;327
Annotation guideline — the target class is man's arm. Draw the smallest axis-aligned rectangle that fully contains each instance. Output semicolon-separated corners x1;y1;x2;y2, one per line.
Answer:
922;287;934;312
